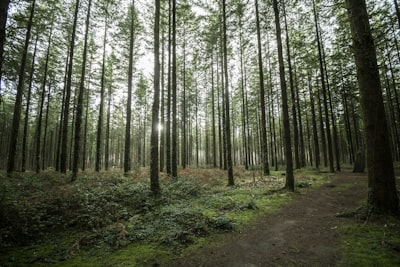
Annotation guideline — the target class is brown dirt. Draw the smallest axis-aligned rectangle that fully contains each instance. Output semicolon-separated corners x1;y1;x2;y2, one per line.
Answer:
169;172;368;267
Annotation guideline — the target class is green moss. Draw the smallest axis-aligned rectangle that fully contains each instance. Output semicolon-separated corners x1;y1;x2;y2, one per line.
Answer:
339;219;400;266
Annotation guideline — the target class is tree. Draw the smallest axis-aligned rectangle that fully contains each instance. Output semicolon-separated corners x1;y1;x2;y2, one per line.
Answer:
7;0;36;174
36;21;54;173
222;0;234;186
273;0;294;191
72;0;92;181
60;0;80;173
21;37;38;172
124;0;136;174
171;0;178;178
346;0;399;213
0;0;10;99
255;0;270;176
150;0;162;196
312;0;334;173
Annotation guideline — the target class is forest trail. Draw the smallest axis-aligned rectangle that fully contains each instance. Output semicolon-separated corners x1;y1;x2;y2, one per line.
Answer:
171;172;368;267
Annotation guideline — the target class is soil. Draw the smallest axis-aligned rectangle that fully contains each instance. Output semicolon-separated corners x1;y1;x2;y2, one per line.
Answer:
169;172;368;267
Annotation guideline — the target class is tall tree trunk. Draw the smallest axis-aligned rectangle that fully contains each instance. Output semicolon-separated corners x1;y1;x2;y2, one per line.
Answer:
105;78;112;170
56;47;69;171
72;0;92;181
150;0;161;195
36;22;53;173
273;0;294;190
255;0;270;176
282;0;300;170
96;21;108;172
61;0;80;174
222;0;234;186
211;52;217;168
0;0;10;98
309;72;320;169
239;35;248;170
166;0;172;175
346;0;399;213
22;37;38;172
42;82;52;170
313;0;334;172
171;0;178;178
317;84;327;167
82;65;91;171
181;29;187;169
7;0;36;174
124;0;135;174
160;28;165;172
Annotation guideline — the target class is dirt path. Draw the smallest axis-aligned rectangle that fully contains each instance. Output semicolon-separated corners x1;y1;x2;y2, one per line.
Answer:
170;172;368;267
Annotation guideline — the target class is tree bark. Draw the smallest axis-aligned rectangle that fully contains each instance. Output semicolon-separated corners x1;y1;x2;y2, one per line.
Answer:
72;0;92;181
312;0;334;173
171;0;178;178
282;0;300;170
346;0;399;213
0;0;10;98
36;23;53;173
273;0;294;191
150;0;161;196
96;21;108;172
222;0;234;186
124;0;135;174
7;0;36;174
22;37;38;172
255;0;270;176
61;0;80;174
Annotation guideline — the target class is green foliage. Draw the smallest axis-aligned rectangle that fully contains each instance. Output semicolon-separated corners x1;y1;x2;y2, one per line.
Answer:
0;168;329;265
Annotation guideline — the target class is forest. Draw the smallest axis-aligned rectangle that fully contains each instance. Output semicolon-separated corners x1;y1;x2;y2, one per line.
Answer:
0;0;400;265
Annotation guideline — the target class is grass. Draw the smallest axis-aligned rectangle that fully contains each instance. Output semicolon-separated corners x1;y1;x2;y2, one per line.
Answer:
0;167;332;266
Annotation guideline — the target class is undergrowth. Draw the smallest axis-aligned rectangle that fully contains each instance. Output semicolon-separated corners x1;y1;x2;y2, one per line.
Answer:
0;167;330;266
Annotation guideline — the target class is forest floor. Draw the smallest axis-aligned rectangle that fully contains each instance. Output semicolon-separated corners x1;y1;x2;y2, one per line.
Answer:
1;167;399;266
171;171;400;267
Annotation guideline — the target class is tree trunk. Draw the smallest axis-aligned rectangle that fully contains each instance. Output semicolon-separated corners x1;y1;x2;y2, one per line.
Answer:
312;0;334;172
7;0;36;174
171;0;178;178
124;0;135;174
150;0;161;196
273;0;294;191
22;37;38;172
308;73;320;169
346;0;399;213
105;79;112;170
96;21;108;172
82;66;91;171
36;22;53;173
282;0;300;170
222;0;234;186
72;0;92;181
255;0;270;176
0;0;10;97
61;0;80;174
166;0;172;175
160;28;165;172
42;82;52;170
211;52;217;168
